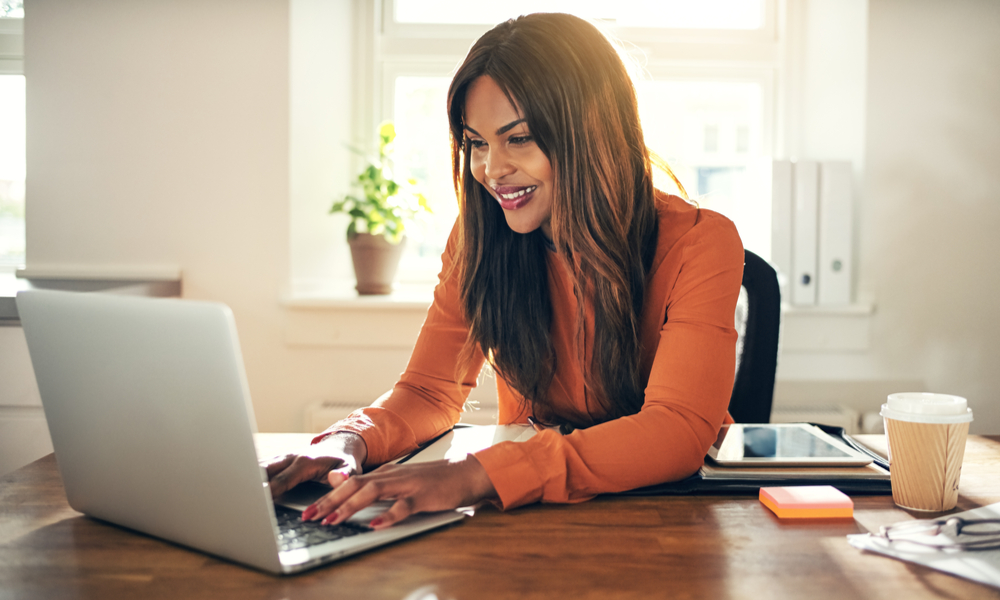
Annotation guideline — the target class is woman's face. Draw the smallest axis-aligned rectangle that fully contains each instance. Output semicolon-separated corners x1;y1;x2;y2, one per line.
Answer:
463;76;554;238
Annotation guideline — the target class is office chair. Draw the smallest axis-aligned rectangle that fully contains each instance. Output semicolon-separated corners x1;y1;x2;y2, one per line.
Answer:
728;249;781;423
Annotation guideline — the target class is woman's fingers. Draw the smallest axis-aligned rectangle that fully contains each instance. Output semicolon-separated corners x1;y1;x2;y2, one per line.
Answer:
262;453;307;497
267;454;340;498
371;497;418;529
263;433;368;499
326;469;351;487
262;454;295;479
321;481;386;526
304;473;381;524
303;457;496;528
304;466;406;524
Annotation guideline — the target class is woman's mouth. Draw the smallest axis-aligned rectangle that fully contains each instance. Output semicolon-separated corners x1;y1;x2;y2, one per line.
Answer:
491;185;537;210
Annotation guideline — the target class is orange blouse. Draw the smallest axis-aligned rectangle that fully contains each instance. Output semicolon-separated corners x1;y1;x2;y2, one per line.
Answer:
322;194;744;509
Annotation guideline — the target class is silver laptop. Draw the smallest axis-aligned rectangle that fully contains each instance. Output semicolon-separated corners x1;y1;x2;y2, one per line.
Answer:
16;289;465;574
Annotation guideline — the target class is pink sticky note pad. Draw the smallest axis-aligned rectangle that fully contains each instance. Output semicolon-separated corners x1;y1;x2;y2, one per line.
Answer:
759;485;854;519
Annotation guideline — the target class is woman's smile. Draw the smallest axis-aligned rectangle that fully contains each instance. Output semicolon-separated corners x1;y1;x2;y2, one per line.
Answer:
491;184;538;210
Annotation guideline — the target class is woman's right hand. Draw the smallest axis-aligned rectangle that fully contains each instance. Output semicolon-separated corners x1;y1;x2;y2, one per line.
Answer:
261;431;368;498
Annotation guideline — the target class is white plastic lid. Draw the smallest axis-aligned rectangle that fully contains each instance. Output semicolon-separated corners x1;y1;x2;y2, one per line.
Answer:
880;392;974;424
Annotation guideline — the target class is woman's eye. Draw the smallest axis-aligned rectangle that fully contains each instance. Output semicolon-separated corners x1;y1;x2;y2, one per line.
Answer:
509;135;534;146
466;138;486;149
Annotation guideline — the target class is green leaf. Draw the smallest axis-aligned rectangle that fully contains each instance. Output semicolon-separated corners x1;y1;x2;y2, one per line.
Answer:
379;121;395;144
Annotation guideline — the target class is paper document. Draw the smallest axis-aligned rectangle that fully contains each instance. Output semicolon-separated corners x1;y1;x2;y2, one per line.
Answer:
701;461;888;481
396;425;536;465
848;501;1000;589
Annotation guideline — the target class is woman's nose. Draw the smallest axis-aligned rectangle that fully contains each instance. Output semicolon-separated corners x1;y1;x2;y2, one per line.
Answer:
484;147;514;180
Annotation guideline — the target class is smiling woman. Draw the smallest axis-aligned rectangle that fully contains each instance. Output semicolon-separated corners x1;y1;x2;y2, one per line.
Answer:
265;12;744;529
463;76;554;236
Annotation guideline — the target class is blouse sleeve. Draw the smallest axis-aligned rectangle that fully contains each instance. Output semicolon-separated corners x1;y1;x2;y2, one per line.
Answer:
313;226;485;467
474;213;744;508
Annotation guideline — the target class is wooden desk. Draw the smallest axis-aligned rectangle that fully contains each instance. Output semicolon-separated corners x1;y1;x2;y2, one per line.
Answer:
3;435;1000;599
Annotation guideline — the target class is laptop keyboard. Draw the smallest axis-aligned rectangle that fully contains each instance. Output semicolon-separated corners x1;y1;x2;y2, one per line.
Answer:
274;505;372;552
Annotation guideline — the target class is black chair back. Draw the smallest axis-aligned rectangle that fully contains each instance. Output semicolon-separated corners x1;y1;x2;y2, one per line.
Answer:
728;249;781;423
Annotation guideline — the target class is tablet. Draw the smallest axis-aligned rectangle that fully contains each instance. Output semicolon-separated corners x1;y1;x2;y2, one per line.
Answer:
706;423;873;467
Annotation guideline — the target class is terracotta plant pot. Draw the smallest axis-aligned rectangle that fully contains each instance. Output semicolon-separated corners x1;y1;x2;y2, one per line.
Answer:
347;233;405;295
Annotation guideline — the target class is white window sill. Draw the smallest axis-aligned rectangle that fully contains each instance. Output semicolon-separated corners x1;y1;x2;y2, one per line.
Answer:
782;302;874;317
2;266;182;323
281;281;433;312
282;284;873;318
281;282;875;353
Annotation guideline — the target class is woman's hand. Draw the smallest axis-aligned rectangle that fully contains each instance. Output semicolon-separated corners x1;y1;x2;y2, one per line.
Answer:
302;455;497;530
262;432;368;498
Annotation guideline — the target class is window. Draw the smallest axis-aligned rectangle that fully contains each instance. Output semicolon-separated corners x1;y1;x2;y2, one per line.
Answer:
0;2;24;273
358;0;780;282
392;0;765;29
635;78;772;256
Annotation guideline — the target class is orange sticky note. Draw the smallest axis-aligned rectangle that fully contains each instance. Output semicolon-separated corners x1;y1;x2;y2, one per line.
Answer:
759;485;854;519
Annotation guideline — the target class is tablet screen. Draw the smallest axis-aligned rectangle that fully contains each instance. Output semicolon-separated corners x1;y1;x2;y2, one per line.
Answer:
708;423;872;467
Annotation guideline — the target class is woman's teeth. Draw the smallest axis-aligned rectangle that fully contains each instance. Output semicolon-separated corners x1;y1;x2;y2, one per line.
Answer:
497;186;536;200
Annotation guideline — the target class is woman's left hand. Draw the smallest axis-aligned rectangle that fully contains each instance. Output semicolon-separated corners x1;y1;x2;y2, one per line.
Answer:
301;455;498;529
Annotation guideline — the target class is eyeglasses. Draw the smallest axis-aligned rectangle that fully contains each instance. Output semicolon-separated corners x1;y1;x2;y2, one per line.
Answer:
876;517;1000;551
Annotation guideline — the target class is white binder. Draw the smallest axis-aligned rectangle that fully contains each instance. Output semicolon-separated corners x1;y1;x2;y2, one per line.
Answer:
792;161;818;306
770;160;793;297
818;161;853;305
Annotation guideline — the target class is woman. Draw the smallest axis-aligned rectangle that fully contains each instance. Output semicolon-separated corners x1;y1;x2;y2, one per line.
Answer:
265;13;744;529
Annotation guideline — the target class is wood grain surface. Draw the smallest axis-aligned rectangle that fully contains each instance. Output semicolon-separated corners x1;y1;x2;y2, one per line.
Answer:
2;435;999;600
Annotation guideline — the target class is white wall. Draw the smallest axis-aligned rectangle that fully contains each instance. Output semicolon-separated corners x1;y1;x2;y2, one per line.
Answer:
859;0;1000;433
795;0;868;164
767;0;1000;436
290;0;355;289
23;0;296;429
17;0;1000;442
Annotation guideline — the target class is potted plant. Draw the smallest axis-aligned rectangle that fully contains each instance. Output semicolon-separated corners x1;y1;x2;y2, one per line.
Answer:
331;121;431;295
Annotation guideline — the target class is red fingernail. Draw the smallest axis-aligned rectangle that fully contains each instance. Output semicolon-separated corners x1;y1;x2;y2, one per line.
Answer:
301;505;316;521
321;511;339;526
370;518;383;528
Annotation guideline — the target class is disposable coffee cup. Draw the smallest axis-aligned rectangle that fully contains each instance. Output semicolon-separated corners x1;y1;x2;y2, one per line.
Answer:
881;393;973;512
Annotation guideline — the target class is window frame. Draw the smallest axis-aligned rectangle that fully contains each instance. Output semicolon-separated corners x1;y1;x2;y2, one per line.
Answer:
0;16;24;274
382;0;778;44
639;63;777;160
0;17;23;73
371;0;782;129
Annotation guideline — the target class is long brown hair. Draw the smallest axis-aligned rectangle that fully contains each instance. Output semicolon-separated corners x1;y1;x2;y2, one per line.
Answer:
447;13;659;427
